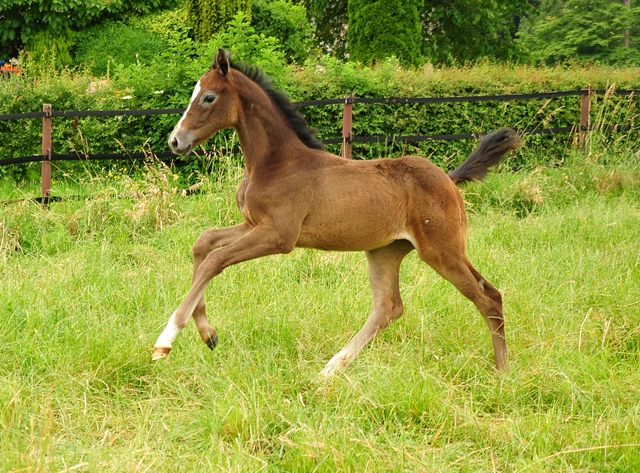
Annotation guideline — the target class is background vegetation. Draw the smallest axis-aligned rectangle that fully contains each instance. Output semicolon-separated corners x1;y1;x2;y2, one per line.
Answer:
1;0;640;471
519;0;640;66
2;51;639;181
187;0;251;43
1;0;639;184
347;0;422;67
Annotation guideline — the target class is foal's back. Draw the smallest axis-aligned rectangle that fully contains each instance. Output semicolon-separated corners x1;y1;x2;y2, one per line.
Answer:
292;151;465;253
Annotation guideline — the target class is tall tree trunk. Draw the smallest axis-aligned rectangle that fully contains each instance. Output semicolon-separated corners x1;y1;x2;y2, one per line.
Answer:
624;0;631;48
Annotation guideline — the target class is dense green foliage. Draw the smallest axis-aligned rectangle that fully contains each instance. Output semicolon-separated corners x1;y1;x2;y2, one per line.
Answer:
347;0;422;67
0;0;176;58
23;28;77;67
422;0;536;64
305;0;640;66
74;21;171;76
519;0;640;65
251;0;313;65
304;0;349;58
128;4;192;43
187;0;251;42
306;0;535;64
2;48;640;182
1;148;640;470
71;5;191;76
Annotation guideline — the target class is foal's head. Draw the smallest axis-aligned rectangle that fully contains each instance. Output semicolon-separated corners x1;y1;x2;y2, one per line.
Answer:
169;49;324;157
169;49;239;157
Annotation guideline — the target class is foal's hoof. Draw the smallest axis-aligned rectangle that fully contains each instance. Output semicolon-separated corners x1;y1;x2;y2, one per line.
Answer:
152;346;171;361
318;351;352;379
205;332;218;350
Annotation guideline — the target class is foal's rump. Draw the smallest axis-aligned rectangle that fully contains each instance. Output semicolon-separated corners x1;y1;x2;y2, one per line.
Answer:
295;154;465;252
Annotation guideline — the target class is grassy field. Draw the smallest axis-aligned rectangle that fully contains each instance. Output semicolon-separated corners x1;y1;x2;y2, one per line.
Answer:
1;148;640;472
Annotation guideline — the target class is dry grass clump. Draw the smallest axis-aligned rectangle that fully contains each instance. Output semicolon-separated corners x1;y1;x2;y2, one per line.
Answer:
122;156;185;231
593;169;639;194
0;218;21;263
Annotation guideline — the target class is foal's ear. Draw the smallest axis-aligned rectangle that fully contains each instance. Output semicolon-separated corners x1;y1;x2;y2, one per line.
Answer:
213;48;230;76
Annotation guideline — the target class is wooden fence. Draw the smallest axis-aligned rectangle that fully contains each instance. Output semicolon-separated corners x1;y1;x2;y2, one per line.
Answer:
0;87;638;202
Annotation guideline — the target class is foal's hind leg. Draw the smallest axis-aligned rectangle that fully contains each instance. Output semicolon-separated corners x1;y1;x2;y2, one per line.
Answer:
319;240;414;378
153;223;250;359
417;245;508;371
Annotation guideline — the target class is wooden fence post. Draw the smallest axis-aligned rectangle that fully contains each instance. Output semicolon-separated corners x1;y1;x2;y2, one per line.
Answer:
580;86;591;153
41;104;52;204
341;94;354;159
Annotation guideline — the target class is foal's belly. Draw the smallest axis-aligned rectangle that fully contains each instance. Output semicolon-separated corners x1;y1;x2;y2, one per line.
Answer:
295;185;409;252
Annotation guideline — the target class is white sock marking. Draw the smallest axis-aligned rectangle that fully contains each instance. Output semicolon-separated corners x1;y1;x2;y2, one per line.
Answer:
155;311;181;348
319;348;355;377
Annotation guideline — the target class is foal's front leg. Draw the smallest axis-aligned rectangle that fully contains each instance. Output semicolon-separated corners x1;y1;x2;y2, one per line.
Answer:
154;224;250;359
152;224;293;360
190;223;250;349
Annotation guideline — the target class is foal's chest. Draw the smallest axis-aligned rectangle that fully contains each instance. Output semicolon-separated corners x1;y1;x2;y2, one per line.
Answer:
236;173;252;221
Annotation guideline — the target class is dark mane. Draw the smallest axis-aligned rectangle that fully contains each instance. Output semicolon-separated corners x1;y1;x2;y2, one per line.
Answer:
229;59;325;150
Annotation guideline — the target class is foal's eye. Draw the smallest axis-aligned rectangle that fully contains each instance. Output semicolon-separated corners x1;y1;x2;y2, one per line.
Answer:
203;95;216;104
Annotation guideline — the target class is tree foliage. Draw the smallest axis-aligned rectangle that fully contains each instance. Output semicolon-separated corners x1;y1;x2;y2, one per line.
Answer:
128;4;192;44
23;28;76;66
73;21;170;76
519;0;640;65
187;0;251;43
347;0;423;67
304;0;349;58
421;0;536;64
251;0;313;64
305;0;535;65
0;0;175;58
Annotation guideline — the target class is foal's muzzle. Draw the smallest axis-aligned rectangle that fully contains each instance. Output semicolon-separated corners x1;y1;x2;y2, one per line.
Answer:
169;129;196;157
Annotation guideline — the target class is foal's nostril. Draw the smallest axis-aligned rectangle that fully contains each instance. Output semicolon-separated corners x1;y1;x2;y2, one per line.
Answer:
171;137;178;148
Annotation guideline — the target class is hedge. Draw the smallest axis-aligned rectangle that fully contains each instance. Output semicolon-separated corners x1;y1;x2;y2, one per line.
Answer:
2;55;640;181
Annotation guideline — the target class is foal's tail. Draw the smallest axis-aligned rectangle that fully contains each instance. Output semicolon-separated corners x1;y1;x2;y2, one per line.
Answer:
448;127;523;185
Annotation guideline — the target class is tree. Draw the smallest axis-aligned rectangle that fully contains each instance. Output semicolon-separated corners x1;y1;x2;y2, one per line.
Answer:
251;0;313;64
0;0;175;58
187;0;251;43
519;0;640;65
347;0;423;66
421;0;537;64
303;0;349;58
305;0;536;64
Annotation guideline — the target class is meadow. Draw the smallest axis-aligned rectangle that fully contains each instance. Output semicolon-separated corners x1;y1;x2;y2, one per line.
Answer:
1;139;640;471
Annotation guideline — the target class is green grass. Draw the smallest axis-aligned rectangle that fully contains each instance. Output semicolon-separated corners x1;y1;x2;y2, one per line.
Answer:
1;152;640;472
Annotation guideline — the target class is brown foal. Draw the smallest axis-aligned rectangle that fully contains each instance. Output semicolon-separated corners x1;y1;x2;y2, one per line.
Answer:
154;49;522;376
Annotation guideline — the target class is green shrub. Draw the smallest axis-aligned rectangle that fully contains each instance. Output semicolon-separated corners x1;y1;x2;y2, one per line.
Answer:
23;29;77;67
188;0;251;43
73;21;170;77
347;0;423;67
0;0;177;58
128;5;192;44
251;0;313;65
2;41;640;182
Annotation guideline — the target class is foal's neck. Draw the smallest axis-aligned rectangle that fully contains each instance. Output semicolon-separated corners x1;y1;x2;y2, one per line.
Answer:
233;75;305;174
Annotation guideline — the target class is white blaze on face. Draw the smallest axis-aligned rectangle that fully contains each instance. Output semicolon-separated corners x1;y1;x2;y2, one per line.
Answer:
175;80;202;131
